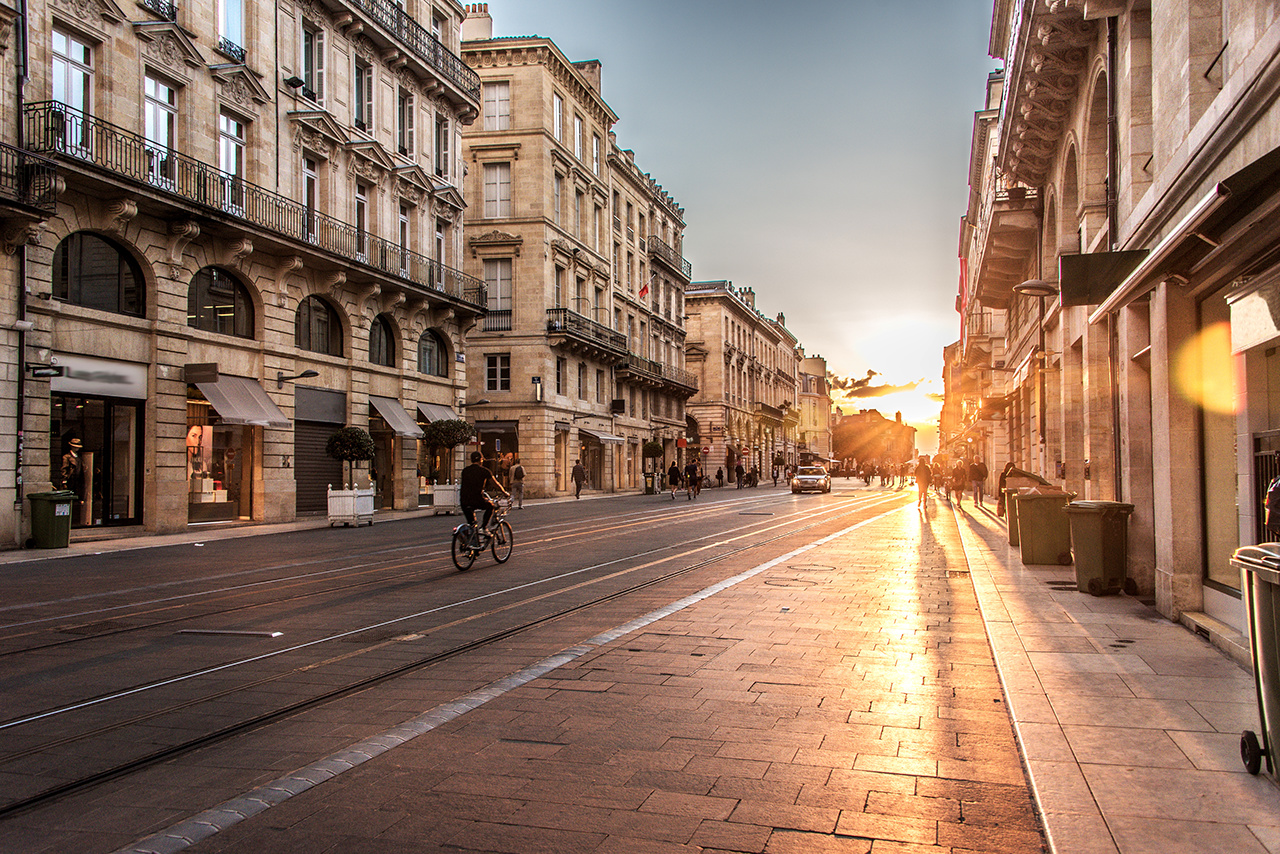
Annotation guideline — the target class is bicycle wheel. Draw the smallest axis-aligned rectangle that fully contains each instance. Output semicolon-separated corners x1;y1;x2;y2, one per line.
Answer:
451;528;476;570
490;521;514;563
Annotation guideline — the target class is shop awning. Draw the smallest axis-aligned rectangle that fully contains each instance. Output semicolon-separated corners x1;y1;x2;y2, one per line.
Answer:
578;427;625;444
370;396;424;438
193;374;290;428
416;402;458;422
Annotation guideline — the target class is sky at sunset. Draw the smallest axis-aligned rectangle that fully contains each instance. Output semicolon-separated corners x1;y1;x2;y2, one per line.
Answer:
483;0;1001;453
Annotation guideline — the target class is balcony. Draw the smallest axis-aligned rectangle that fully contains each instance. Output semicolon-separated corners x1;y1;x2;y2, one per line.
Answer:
0;142;57;216
483;309;511;332
546;307;627;361
616;352;698;397
25;102;485;310
139;0;177;20
216;37;246;64
328;0;479;105
646;235;691;280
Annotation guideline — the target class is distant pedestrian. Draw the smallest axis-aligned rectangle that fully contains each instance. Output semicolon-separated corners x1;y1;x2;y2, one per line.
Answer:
772;467;779;487
510;458;526;509
571;459;587;499
951;459;968;506
969;458;989;506
915;455;932;508
735;462;745;488
668;462;681;499
716;467;724;488
684;459;700;500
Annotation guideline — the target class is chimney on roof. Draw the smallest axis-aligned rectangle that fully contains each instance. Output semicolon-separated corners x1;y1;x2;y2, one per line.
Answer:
462;3;492;41
741;288;755;309
574;60;602;94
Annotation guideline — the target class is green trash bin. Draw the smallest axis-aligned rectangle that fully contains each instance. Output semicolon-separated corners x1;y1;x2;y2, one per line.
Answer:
1015;490;1074;565
28;490;75;549
1231;544;1280;784
1067;501;1135;595
644;472;656;495
1004;488;1023;546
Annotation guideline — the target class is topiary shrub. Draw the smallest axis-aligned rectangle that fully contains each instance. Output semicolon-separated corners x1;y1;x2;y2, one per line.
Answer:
326;426;375;487
420;419;476;483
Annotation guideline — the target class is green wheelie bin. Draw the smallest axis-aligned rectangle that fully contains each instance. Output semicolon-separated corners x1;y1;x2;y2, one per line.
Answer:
1001;468;1052;546
1231;544;1280;785
644;472;656;495
1067;501;1135;595
1015;489;1074;565
28;490;75;548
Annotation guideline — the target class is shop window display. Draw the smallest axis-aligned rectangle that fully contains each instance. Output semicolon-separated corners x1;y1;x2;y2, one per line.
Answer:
187;389;253;523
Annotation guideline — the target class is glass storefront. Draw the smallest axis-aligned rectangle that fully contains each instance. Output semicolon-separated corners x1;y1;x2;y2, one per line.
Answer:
50;394;143;527
186;387;254;523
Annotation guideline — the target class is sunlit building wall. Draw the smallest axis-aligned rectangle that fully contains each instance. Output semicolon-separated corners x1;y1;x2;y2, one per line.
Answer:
957;0;1280;647
2;0;483;543
460;5;696;497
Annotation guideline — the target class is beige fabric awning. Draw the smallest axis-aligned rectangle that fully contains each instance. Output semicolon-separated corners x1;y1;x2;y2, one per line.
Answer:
193;375;290;429
370;396;424;438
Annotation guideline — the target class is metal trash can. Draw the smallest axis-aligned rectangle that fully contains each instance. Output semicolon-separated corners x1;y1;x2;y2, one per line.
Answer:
1015;490;1074;565
28;490;76;549
1231;544;1280;784
644;472;656;495
1067;501;1136;595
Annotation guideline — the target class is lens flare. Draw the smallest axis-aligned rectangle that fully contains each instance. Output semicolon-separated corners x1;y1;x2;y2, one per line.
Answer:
1173;322;1236;415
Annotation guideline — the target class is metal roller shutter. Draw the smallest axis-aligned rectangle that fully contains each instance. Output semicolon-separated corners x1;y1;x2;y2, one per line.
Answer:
295;422;344;514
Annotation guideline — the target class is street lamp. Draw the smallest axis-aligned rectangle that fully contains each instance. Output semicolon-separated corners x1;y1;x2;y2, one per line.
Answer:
276;369;319;389
1013;279;1058;471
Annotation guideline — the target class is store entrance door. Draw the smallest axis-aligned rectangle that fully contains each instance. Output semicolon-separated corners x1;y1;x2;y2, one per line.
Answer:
51;395;143;527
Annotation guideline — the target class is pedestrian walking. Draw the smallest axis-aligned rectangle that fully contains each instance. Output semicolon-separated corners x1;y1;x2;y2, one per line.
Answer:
716;467;724;488
571;459;587;499
509;458;525;509
951;459;968;506
915;455;932;507
668;462;681;499
969;457;989;506
735;461;745;488
684;459;700;500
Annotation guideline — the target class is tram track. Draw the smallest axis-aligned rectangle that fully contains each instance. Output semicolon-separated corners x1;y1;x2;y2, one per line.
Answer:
0;490;907;820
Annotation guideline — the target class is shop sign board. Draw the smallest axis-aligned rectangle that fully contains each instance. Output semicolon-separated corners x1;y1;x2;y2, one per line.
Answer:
50;353;148;399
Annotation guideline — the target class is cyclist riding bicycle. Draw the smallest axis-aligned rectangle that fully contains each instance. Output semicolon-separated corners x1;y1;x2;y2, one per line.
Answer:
459;451;508;543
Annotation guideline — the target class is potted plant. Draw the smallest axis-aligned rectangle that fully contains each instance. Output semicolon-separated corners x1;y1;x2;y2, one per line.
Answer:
420;419;475;514
325;426;376;526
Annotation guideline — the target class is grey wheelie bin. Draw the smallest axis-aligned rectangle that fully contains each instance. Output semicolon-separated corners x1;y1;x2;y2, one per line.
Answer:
1231;544;1280;784
1067;501;1135;595
1002;468;1052;547
28;490;75;549
1015;489;1074;565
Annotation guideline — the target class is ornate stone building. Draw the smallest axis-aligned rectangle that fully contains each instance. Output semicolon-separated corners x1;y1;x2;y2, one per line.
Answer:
684;281;800;483
4;0;484;542
952;0;1280;651
459;5;696;497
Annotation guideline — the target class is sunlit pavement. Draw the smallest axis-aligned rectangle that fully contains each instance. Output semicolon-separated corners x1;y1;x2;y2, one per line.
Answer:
947;493;1280;854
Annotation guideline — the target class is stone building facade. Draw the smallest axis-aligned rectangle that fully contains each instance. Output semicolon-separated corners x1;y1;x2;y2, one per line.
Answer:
952;0;1280;651
5;0;484;542
684;280;799;483
798;355;833;465
459;6;696;497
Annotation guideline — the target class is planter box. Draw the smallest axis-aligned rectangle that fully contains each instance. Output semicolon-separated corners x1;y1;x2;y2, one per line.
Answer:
432;483;460;515
328;485;375;526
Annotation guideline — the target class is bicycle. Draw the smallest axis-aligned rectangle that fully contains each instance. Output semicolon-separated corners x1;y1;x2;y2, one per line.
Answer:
451;495;514;570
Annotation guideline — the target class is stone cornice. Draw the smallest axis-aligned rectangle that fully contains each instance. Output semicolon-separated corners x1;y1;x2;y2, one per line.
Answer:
464;39;617;130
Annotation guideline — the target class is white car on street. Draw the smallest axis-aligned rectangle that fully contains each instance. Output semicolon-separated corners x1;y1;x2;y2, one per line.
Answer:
791;466;831;494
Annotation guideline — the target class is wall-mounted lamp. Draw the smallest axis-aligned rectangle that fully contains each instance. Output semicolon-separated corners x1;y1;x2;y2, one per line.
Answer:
277;369;319;389
458;398;490;409
283;75;305;88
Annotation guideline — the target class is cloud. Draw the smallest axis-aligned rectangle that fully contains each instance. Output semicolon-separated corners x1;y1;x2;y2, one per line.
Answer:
829;370;924;398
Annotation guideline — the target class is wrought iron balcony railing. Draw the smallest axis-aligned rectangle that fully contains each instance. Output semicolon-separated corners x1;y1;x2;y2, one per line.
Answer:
0;142;57;214
216;37;246;63
546;307;627;353
620;352;697;392
646;235;691;280
483;308;511;332
139;0;177;20
24;101;485;309
344;0;480;102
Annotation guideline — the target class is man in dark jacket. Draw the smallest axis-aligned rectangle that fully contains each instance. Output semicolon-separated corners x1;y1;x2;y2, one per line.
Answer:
969;458;990;506
571;459;587;498
460;451;507;538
